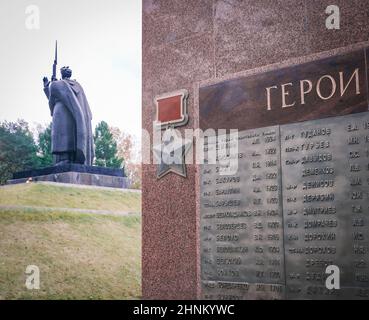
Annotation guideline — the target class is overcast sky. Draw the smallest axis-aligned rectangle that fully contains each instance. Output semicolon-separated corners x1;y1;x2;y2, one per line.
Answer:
0;0;142;139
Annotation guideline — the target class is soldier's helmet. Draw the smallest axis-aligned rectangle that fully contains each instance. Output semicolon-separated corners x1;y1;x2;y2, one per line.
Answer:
60;66;72;79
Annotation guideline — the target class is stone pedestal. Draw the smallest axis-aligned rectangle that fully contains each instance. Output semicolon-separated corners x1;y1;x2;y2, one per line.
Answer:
8;164;129;189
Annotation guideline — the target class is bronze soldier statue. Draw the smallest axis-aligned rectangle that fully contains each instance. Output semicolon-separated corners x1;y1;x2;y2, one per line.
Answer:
43;43;94;166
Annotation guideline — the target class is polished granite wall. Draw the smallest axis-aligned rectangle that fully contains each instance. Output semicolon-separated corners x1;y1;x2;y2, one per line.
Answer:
142;0;369;299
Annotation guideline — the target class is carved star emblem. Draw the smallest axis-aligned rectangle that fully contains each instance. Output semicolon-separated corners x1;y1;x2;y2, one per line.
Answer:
153;128;192;179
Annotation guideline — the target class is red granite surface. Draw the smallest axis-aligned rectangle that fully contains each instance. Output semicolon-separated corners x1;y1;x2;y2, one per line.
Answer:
142;0;369;299
142;165;198;299
142;0;213;299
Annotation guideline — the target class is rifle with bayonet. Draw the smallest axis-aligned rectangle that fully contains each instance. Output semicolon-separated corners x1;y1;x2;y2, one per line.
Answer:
43;41;57;99
51;41;58;81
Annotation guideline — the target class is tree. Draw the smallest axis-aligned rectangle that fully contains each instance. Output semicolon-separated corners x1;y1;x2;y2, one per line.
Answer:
110;127;141;189
94;121;123;169
36;123;53;167
0;120;39;184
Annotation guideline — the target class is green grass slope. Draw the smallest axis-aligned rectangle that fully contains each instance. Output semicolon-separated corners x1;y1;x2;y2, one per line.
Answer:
0;183;141;300
0;183;141;212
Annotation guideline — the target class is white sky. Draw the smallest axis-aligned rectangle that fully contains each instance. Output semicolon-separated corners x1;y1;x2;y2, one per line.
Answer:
0;0;142;139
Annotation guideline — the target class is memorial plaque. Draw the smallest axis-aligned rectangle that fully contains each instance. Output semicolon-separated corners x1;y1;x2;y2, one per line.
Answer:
199;48;369;300
201;281;284;300
200;126;284;299
281;112;369;300
200;49;368;131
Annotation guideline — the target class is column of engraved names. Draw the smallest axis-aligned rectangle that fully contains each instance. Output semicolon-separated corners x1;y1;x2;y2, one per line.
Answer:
201;134;242;284
281;112;369;299
200;126;285;299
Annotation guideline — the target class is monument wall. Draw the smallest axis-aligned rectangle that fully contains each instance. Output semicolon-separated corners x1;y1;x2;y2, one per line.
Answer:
142;0;369;299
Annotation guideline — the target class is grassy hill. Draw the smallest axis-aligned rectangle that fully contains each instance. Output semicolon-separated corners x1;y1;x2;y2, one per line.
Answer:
0;182;141;300
0;182;141;212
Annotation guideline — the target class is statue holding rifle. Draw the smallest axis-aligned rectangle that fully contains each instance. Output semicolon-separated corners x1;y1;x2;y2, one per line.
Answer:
43;42;94;166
